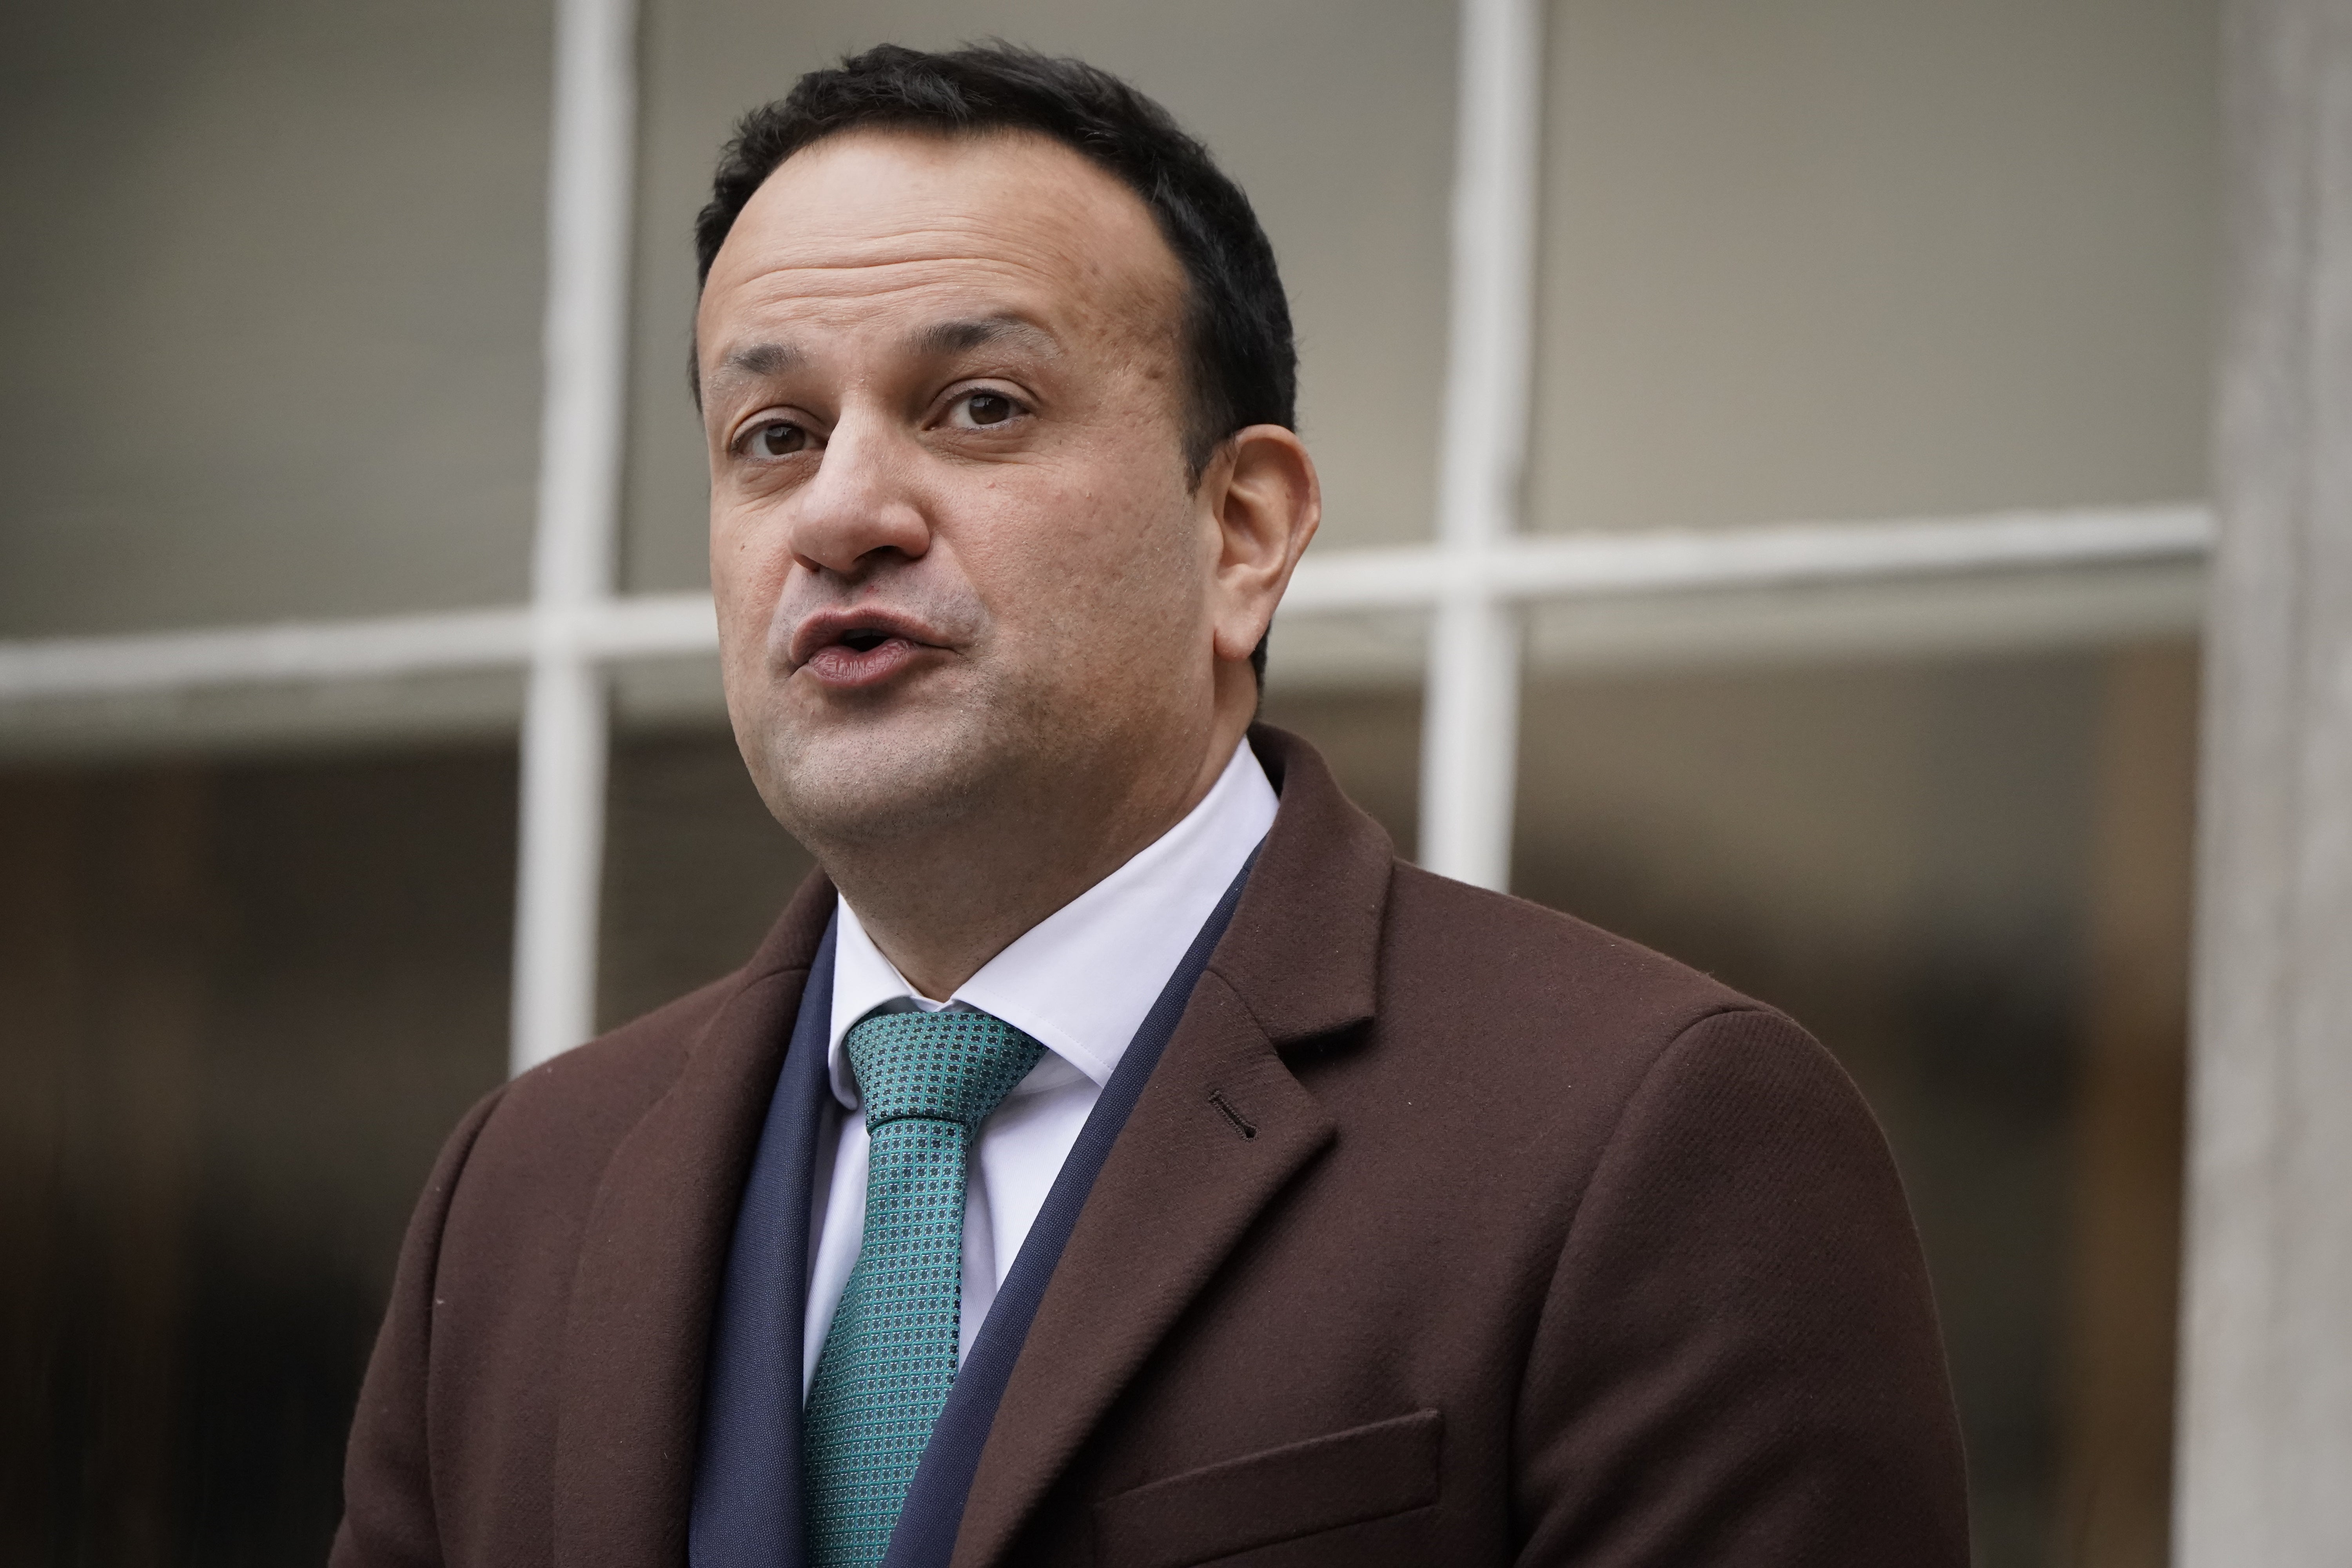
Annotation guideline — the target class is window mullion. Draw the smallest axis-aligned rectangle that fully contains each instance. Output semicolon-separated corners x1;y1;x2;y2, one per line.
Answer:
511;0;639;1074
1421;0;1545;891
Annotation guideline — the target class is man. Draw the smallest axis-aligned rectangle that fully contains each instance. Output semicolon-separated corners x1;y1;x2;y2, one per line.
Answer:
335;44;1967;1568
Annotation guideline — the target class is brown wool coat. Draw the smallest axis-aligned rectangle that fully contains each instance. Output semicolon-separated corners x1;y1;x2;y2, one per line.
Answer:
333;726;1970;1568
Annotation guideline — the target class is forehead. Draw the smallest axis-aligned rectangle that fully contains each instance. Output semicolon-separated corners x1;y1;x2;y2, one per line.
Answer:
697;127;1185;355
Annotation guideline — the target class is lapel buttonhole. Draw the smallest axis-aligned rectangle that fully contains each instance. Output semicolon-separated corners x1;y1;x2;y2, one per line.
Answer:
1206;1088;1258;1141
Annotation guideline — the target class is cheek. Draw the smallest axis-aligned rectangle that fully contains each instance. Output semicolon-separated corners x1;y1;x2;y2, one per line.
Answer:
709;499;789;599
967;470;1200;653
708;502;795;669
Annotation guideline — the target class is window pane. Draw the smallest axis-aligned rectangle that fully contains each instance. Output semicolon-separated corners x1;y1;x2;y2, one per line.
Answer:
1530;0;2216;533
600;726;815;1029
0;0;552;637
0;746;514;1559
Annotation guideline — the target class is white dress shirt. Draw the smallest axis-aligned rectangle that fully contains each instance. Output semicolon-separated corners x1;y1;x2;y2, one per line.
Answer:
802;739;1279;1397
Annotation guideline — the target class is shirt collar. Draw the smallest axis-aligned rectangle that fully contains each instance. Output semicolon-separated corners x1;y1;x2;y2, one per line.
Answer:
826;738;1278;1110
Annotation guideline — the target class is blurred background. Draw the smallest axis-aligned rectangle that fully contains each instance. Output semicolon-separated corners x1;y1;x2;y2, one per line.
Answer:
2;1;2216;1564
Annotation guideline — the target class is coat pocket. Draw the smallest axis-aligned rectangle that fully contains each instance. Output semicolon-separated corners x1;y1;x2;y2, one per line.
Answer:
1092;1408;1441;1568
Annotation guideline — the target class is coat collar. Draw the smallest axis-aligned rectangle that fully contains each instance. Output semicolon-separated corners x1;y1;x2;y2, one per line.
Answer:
1211;725;1392;1047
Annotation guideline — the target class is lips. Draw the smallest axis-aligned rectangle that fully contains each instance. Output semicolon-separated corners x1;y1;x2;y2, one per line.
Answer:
789;606;946;691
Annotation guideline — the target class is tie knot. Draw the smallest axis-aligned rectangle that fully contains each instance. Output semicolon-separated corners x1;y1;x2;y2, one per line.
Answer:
845;1008;1044;1133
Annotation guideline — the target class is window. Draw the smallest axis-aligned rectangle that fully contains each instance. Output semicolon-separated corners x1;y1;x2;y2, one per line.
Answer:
2;1;2212;1559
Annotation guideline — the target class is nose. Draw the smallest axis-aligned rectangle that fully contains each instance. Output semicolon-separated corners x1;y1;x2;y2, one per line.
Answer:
786;412;933;579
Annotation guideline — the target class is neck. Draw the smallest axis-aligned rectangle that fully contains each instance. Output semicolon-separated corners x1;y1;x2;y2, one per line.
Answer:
824;715;1251;1000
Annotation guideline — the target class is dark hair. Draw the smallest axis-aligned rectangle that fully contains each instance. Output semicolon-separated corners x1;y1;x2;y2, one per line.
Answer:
694;45;1293;686
695;43;1297;473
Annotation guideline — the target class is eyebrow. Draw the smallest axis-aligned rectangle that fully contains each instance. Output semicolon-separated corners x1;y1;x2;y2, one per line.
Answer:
692;316;1060;410
906;315;1059;360
692;339;805;412
720;341;804;379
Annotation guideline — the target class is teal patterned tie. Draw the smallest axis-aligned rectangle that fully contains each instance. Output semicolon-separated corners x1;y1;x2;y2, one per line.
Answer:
804;1008;1044;1568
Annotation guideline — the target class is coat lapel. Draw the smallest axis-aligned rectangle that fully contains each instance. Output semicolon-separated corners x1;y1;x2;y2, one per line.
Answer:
947;728;1395;1568
551;873;835;1568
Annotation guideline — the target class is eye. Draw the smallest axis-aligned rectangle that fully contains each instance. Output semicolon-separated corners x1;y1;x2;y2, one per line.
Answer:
740;419;811;458
946;390;1020;429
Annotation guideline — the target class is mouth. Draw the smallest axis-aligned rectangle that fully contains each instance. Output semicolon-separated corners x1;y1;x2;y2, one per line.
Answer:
789;608;945;691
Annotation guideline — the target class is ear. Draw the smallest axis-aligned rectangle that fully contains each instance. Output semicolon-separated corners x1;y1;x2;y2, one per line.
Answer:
1202;424;1321;665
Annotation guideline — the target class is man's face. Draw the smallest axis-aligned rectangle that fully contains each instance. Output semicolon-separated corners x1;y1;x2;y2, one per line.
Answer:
697;128;1216;851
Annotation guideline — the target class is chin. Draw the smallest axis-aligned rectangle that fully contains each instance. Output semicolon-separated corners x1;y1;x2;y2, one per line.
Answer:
751;703;1026;852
